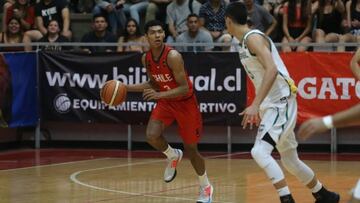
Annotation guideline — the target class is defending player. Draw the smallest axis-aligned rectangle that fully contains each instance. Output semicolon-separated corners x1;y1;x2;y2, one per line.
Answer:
298;48;360;203
125;20;213;203
225;2;339;203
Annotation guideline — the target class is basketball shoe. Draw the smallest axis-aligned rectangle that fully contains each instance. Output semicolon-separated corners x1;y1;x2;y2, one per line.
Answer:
313;187;340;203
164;149;183;183
197;184;213;203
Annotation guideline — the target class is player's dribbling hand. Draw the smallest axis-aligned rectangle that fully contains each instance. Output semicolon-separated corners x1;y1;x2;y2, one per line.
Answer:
239;105;260;130
143;88;161;100
297;118;327;140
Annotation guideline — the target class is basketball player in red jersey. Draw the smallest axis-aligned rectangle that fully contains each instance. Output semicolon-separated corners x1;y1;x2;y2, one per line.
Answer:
125;20;213;203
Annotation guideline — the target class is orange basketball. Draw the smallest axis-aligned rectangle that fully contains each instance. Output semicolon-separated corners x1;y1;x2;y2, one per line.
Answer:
100;80;127;106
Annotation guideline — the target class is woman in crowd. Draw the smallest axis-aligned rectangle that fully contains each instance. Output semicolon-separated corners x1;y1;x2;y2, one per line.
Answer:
314;0;352;51
117;18;148;52
0;17;24;52
282;0;313;52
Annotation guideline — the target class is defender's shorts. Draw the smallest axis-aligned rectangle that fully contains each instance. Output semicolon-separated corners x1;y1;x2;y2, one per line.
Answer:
257;96;298;153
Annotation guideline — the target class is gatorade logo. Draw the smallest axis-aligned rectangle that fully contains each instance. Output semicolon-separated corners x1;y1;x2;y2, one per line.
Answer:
54;93;71;113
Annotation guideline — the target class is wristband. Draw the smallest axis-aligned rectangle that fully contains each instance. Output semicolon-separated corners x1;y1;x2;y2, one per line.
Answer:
322;116;334;129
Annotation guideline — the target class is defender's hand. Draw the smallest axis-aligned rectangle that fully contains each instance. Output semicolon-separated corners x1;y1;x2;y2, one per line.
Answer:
239;105;260;130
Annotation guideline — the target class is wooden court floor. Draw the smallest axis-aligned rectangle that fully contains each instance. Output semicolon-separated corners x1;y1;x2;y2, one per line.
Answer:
0;150;359;203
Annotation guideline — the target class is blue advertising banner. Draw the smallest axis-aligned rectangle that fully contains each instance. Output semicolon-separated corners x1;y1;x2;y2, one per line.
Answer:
0;53;38;128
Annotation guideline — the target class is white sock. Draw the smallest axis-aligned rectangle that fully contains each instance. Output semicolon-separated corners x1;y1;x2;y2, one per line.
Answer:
163;145;177;159
311;180;323;193
199;171;210;187
277;186;291;196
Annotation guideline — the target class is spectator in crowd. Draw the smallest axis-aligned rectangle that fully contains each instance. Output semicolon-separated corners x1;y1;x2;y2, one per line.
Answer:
4;0;35;32
38;19;71;51
81;14;118;53
93;0;127;35
0;17;24;52
23;0;72;51
2;0;16;32
145;0;171;23
314;0;352;51
176;14;213;52
123;0;149;24
117;18;148;52
199;0;231;50
244;0;277;36
282;0;313;52
166;0;202;42
345;0;360;43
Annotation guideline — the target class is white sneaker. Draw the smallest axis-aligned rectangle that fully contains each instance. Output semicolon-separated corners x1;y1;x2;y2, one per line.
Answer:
197;184;214;203
163;149;183;183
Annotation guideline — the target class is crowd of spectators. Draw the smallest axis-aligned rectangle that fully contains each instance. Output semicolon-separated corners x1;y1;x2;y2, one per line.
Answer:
0;0;359;52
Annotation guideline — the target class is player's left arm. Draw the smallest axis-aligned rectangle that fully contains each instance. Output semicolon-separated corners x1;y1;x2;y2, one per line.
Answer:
143;50;189;100
239;34;278;129
350;48;360;80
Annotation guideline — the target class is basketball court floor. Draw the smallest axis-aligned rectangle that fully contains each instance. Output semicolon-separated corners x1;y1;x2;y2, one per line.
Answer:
0;149;359;203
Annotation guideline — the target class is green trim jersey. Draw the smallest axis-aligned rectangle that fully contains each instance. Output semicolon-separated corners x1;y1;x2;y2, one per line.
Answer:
238;29;297;109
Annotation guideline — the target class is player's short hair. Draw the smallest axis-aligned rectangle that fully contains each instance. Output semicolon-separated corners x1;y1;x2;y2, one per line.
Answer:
144;20;164;33
225;2;248;25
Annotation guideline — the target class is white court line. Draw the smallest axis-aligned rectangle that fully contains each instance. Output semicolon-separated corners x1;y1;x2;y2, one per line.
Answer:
0;158;113;172
70;152;248;203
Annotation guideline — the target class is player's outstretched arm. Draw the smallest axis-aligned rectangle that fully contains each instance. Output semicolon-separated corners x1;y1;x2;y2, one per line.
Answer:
350;48;360;80
126;54;154;92
298;103;360;140
239;34;278;129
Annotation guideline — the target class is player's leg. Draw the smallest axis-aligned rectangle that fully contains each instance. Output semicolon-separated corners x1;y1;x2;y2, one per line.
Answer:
176;96;213;203
279;146;340;203
251;134;295;203
147;101;183;183
183;142;213;203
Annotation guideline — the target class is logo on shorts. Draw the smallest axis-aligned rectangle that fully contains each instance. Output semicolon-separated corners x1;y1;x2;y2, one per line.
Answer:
54;93;71;114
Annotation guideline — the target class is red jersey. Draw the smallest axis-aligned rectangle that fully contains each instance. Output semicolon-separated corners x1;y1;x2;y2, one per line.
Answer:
145;45;193;101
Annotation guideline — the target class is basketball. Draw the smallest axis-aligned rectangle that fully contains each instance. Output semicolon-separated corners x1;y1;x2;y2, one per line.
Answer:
100;80;127;106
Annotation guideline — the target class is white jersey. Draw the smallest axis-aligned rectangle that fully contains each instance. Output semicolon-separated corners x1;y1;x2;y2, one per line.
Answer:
237;29;297;109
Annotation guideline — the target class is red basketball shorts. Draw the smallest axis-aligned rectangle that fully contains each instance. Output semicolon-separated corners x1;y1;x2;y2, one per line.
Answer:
150;94;202;144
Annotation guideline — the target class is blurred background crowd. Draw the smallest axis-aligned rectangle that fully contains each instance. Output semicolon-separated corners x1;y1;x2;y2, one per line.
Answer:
0;0;359;52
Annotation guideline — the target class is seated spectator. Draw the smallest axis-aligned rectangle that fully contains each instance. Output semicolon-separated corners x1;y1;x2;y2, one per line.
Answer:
38;20;71;51
4;0;35;32
199;0;231;50
345;0;360;43
244;0;277;36
314;0;352;51
123;0;149;24
93;0;126;35
81;14;118;53
2;0;16;32
145;0;171;23
282;0;312;52
23;0;72;51
0;17;24;52
166;0;202;43
176;14;213;52
117;18;148;52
